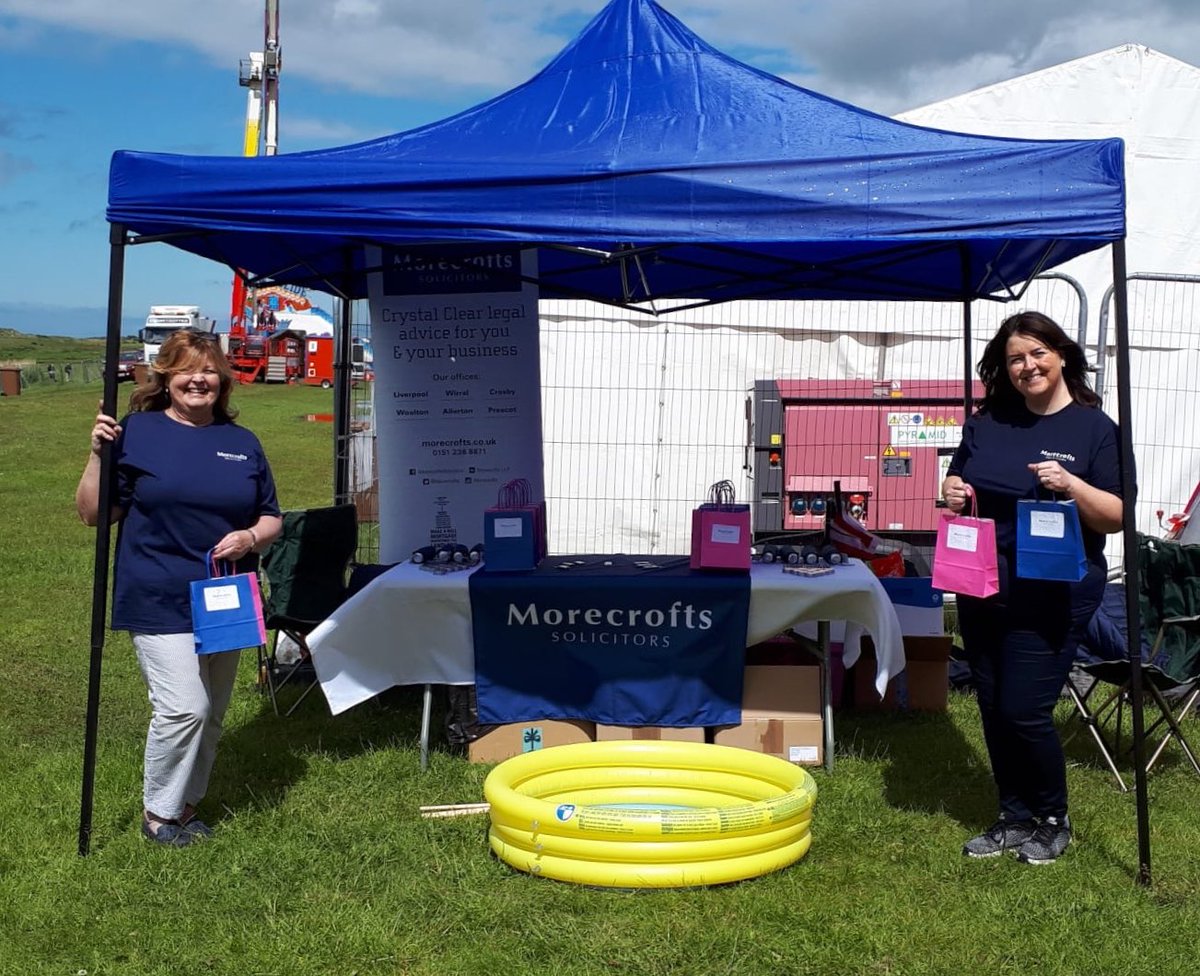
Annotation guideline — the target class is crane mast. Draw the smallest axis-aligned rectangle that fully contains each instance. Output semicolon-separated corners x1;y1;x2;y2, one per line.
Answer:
262;0;281;157
236;0;280;158
231;1;282;337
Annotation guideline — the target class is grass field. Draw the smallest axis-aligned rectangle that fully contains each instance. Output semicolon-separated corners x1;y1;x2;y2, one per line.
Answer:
2;365;1200;976
0;328;142;388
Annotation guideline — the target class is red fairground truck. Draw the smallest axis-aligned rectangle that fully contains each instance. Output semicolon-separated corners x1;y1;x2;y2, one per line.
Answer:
302;335;334;387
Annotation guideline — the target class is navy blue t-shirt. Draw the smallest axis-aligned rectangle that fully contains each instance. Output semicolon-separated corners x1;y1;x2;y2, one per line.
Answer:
947;401;1125;622
110;411;281;633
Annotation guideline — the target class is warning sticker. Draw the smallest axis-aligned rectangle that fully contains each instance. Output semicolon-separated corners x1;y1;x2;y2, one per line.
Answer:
936;450;954;493
887;411;963;449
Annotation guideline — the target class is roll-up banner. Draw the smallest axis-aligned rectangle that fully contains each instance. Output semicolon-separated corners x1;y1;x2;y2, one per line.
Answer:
367;246;544;563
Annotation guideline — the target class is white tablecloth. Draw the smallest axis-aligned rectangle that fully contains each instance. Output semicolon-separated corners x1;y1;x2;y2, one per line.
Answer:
307;558;905;715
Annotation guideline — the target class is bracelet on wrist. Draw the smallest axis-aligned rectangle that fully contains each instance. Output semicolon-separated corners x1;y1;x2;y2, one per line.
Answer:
246;528;258;548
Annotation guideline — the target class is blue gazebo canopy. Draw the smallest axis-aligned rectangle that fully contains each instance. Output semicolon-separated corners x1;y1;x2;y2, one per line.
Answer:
107;0;1124;308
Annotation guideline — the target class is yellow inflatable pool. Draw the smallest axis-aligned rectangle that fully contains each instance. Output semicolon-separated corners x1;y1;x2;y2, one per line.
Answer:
483;739;817;888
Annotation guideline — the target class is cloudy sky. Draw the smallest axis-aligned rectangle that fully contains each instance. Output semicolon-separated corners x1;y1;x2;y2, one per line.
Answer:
3;0;1200;336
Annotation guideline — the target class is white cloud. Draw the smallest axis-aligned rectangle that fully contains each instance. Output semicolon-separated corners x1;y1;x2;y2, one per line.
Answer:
687;0;1200;112
0;1;587;95
282;114;384;145
4;0;1200;119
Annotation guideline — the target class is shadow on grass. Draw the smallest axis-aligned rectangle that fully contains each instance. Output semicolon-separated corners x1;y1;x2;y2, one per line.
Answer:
209;681;456;820
834;690;999;829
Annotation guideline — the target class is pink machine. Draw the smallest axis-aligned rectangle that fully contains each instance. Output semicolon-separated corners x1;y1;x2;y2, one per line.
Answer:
748;379;982;548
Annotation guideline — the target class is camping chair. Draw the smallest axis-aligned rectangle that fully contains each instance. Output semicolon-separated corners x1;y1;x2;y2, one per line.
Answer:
259;504;359;716
1064;533;1200;791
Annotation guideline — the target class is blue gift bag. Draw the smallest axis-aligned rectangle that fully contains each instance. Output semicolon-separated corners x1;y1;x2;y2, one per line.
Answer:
482;478;547;572
1016;498;1087;582
189;552;267;654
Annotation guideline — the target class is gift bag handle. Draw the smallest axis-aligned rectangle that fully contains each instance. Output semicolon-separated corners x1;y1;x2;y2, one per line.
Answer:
706;479;737;506
960;484;977;517
497;477;533;508
206;549;237;579
1025;465;1078;503
1031;478;1068;502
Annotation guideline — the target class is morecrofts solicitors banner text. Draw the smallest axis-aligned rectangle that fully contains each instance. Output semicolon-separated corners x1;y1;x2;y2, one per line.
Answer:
468;556;751;726
367;246;544;563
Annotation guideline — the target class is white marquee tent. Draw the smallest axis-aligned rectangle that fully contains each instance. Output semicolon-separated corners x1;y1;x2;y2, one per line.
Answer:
899;44;1200;312
534;45;1200;556
900;43;1200;553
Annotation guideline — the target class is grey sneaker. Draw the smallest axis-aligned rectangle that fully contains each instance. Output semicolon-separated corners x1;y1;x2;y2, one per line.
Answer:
1017;816;1072;865
963;817;1036;858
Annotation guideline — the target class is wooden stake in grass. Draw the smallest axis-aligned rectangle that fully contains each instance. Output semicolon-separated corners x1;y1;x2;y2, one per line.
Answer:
419;803;490;818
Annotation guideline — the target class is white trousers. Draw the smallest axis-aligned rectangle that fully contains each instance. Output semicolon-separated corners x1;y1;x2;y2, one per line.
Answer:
132;633;240;820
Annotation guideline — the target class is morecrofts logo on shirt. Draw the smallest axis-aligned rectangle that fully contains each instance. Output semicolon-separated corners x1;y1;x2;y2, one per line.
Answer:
216;451;249;462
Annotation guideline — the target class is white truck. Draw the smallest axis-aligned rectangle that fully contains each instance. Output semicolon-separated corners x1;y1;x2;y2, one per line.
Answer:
140;305;217;362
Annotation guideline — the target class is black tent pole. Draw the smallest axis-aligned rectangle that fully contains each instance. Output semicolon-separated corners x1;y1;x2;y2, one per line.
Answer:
79;223;127;856
958;246;974;415
960;299;974;415
332;248;354;504
1111;241;1151;885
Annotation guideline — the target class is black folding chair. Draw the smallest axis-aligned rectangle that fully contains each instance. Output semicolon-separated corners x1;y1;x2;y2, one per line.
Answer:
258;504;359;716
1064;533;1200;791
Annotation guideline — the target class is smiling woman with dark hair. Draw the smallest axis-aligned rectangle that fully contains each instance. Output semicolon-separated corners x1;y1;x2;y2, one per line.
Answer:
76;330;283;847
975;311;1103;412
941;310;1128;865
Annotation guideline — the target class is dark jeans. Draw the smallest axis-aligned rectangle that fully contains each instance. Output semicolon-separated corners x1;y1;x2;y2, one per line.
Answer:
958;598;1083;821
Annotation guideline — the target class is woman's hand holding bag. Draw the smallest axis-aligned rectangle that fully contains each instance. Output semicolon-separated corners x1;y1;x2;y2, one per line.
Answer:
1015;477;1088;582
932;486;1000;599
189;550;267;654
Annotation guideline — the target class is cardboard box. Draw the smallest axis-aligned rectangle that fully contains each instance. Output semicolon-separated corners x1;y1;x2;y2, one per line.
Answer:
467;719;595;763
596;724;706;743
905;660;950;710
745;637;846;707
852;635;952;711
714;716;824;765
713;665;823;765
879;577;945;636
745;636;810;666
742;664;821;713
861;635;953;661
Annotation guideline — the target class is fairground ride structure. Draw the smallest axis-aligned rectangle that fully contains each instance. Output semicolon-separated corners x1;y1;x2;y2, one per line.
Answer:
222;1;369;387
226;0;287;384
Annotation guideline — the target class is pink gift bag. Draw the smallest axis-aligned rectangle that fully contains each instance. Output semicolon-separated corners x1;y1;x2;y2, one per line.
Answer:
690;479;751;572
931;488;999;599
